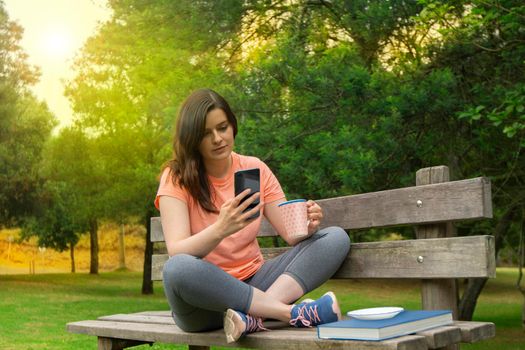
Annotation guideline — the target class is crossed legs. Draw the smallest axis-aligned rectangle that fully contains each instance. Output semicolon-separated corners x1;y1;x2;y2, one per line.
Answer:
162;226;350;332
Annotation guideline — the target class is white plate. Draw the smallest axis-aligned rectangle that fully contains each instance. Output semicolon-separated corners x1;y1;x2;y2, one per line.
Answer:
346;307;404;320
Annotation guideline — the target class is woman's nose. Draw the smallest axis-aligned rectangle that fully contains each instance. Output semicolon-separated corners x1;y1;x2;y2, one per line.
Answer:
212;130;222;143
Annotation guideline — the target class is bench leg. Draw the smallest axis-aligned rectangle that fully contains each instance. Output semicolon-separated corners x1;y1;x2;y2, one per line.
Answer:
98;336;152;350
188;346;210;350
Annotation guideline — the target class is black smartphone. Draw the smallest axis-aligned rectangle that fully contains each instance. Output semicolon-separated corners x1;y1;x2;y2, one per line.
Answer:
234;168;261;219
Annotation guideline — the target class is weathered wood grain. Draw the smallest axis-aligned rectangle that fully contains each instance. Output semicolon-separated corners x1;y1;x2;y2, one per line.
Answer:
98;314;175;325
417;326;461;349
416;166;459;332
133;310;171;317
152;235;496;281
94;313;495;344
68;320;428;350
68;317;497;350
453;321;496;343
151;177;492;242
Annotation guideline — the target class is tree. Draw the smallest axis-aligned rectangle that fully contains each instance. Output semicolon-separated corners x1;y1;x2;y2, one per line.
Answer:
0;5;56;227
20;181;86;272
65;0;244;292
39;127;108;274
220;0;525;320
417;0;525;320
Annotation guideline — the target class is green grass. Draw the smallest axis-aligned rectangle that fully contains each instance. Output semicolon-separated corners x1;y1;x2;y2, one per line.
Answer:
0;268;523;349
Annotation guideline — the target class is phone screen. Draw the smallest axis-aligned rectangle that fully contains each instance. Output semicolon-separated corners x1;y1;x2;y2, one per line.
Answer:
234;168;260;219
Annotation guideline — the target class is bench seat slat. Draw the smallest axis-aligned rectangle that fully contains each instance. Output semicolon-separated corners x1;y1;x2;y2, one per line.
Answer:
67;319;427;349
151;236;495;281
95;313;495;344
95;315;460;349
98;314;175;325
417;326;461;349
454;321;496;343
67;317;495;350
151;177;492;241
133;310;172;316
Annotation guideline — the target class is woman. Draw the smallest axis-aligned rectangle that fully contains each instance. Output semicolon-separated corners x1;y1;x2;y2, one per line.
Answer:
155;88;350;343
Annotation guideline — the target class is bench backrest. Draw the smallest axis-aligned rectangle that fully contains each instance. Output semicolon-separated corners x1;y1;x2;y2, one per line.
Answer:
151;166;495;320
151;173;494;281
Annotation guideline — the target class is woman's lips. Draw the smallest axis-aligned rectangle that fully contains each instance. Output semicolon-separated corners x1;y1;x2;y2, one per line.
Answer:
213;145;227;152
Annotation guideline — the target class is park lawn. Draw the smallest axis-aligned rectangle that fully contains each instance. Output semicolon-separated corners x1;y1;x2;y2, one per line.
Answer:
0;268;523;350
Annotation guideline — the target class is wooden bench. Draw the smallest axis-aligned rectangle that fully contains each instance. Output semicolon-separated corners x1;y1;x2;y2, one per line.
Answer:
67;166;497;349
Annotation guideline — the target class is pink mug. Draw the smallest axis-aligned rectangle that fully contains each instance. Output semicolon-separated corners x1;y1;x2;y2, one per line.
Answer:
278;199;309;238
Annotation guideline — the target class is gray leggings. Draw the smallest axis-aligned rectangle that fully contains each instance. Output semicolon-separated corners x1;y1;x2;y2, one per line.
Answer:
162;226;350;332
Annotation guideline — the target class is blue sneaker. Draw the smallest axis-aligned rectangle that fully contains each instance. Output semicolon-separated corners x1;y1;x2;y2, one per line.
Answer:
223;309;268;343
289;291;341;327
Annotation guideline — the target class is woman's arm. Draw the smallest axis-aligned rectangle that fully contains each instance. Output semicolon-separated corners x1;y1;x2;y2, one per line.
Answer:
159;189;263;257
264;198;324;246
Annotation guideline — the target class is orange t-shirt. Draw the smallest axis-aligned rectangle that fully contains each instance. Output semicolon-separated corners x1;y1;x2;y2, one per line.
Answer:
155;152;285;280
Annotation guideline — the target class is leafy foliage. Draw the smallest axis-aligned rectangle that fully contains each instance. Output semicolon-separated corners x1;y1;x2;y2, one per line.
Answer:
56;0;525;254
0;5;56;226
5;0;522;310
21;181;84;252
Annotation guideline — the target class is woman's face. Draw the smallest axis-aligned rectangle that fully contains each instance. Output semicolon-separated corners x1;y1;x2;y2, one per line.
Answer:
198;108;235;163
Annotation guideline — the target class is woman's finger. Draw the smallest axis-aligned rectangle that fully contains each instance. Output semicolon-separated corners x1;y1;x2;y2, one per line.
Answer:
308;212;323;221
232;188;253;205
307;200;320;211
241;201;264;222
308;219;320;234
237;192;260;212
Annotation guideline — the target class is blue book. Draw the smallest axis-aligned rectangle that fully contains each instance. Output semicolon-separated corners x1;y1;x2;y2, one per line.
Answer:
317;310;453;341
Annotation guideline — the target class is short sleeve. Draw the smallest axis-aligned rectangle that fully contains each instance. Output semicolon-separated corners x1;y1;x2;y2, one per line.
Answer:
260;161;285;203
154;167;190;210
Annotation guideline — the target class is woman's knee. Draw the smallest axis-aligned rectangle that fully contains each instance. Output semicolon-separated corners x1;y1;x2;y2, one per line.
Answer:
323;226;351;255
163;254;204;286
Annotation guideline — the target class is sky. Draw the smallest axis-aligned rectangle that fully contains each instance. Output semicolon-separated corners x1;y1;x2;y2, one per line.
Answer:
3;0;112;129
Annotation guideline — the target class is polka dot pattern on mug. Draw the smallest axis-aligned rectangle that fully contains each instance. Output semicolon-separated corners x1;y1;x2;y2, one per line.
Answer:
280;201;308;238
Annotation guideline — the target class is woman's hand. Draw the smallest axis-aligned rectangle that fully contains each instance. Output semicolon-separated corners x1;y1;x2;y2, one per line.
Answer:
306;200;323;235
215;189;263;238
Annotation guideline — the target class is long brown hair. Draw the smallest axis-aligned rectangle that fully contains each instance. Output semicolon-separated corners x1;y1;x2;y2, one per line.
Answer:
165;88;238;213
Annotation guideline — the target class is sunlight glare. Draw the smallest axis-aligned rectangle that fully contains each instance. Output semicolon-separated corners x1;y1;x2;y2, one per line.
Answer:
41;29;74;59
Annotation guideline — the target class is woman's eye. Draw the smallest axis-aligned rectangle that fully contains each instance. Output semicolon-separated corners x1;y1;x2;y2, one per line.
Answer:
219;126;228;131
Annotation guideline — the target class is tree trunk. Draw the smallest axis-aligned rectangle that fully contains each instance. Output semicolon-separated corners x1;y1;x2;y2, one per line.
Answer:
89;219;99;274
119;222;126;270
458;278;487;320
142;210;154;294
70;242;76;273
458;204;517;320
